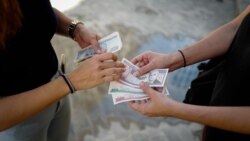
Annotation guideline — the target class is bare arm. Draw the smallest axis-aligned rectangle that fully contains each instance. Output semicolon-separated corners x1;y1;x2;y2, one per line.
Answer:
173;103;250;134
132;5;250;75
178;5;250;68
0;53;125;131
53;8;101;50
130;83;250;134
53;8;72;36
0;77;69;131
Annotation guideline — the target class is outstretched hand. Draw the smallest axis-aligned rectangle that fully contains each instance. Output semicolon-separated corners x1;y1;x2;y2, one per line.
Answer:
132;51;173;76
129;82;177;117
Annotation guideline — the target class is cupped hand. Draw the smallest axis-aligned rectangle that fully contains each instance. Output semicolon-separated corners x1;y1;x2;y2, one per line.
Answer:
68;53;125;90
129;82;178;117
73;24;102;53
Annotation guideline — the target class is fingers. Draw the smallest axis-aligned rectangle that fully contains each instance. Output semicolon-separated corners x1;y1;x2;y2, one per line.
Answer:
96;53;118;62
134;63;154;76
99;61;125;69
100;68;125;78
90;38;101;53
140;82;157;98
103;74;122;82
129;101;148;114
131;55;143;65
78;40;89;48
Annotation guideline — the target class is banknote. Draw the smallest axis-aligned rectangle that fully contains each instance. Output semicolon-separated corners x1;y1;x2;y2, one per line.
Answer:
119;58;168;88
108;81;145;95
139;69;169;87
119;58;141;88
75;46;95;62
112;93;149;105
75;32;122;62
109;81;168;95
107;57;169;105
109;81;169;105
99;31;122;53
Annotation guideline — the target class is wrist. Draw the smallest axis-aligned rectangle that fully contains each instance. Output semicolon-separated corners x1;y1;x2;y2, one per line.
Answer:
161;53;182;71
59;70;76;94
68;20;84;39
162;96;180;117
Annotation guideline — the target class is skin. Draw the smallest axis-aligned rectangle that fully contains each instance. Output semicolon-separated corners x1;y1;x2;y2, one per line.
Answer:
0;8;125;131
130;6;250;134
53;8;102;52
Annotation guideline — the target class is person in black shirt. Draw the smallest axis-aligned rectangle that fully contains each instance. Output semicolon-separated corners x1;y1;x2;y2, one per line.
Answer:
129;5;250;141
0;0;124;141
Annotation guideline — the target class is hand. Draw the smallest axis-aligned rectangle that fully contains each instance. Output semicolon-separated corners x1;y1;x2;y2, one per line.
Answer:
132;51;175;76
68;53;125;90
73;24;102;53
129;82;178;117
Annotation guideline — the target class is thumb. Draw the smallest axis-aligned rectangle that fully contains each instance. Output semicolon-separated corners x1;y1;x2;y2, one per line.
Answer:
136;63;153;76
90;39;101;53
140;82;155;98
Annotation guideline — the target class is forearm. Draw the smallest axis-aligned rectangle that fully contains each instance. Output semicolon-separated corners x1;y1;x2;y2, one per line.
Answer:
171;103;250;134
184;22;237;64
170;22;238;71
171;6;250;70
0;77;70;131
53;8;72;36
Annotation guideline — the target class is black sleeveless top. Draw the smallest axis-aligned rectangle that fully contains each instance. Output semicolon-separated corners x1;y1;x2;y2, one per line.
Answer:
204;13;250;141
0;0;58;96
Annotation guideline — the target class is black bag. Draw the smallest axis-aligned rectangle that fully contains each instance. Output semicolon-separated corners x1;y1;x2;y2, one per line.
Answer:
183;57;224;106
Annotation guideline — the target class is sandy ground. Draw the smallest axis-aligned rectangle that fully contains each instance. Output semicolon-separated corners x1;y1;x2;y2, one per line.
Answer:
51;0;247;141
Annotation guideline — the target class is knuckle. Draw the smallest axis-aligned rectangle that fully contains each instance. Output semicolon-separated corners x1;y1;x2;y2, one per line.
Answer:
97;64;102;70
109;69;115;74
92;55;99;60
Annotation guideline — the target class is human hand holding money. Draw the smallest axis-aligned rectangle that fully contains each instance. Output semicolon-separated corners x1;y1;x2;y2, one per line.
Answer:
74;31;169;105
75;32;122;62
108;58;169;105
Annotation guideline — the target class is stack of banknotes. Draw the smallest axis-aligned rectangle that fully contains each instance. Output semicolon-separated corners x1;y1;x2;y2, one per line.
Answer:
108;58;169;105
75;31;169;105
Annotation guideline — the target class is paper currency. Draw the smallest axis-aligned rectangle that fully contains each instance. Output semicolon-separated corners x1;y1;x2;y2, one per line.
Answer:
75;46;95;62
119;58;168;88
112;93;149;105
109;58;169;105
109;81;169;105
99;31;122;53
75;32;122;62
119;58;141;88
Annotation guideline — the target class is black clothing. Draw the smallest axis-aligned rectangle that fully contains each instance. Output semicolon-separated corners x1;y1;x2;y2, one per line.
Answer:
0;0;58;96
184;13;250;141
204;12;250;141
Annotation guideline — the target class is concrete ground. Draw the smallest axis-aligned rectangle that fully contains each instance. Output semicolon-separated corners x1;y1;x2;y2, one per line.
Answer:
51;0;248;141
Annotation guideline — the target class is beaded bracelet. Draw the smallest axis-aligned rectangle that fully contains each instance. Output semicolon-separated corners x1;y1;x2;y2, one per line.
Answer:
178;50;187;67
